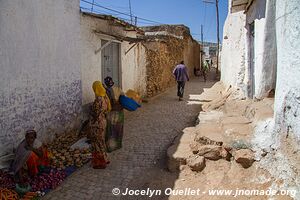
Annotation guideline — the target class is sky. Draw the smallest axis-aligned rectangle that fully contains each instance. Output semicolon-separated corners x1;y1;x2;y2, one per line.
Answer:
80;0;228;43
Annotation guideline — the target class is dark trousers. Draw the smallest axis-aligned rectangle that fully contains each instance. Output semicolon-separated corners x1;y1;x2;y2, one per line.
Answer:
177;81;185;98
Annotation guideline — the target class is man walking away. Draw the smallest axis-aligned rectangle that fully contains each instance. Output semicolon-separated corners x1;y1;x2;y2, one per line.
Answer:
202;60;209;82
173;61;189;101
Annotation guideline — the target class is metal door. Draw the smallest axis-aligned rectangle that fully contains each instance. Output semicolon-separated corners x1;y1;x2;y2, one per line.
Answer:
101;40;121;87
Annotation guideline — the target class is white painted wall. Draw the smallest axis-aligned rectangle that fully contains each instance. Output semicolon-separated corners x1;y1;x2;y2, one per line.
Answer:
221;0;276;99
121;41;147;96
80;14;147;106
274;0;300;141
256;0;277;98
246;0;277;99
80;14;112;105
0;0;81;156
252;1;300;194
223;0;300;195
220;8;247;92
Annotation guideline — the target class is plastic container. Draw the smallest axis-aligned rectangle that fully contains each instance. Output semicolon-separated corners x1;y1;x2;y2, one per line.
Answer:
119;95;141;111
125;89;142;104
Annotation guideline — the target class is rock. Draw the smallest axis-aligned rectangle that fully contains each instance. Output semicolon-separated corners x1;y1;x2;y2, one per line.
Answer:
187;155;206;172
220;148;232;161
189;141;201;154
179;165;189;171
223;144;233;152
197;145;223;160
261;151;268;157
167;143;193;172
167;128;197;172
234;149;255;168
194;135;223;146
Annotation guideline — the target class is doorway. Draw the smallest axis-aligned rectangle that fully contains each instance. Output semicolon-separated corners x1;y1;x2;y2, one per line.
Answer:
249;22;255;98
101;40;121;87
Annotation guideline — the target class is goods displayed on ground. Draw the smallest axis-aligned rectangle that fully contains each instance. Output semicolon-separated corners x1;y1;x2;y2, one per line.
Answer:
0;131;92;199
0;188;19;200
0;170;15;190
30;170;66;192
21;192;39;200
48;148;90;169
47;132;91;169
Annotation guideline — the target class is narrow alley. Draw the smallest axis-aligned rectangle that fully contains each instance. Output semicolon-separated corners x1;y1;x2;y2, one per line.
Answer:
1;0;300;200
43;77;216;200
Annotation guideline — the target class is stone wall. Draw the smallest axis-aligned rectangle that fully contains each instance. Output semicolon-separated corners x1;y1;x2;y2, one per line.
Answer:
144;37;185;97
0;0;81;156
143;34;199;97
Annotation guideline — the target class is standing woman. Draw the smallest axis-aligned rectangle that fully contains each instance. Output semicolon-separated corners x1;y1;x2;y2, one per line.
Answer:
104;76;124;152
89;81;111;169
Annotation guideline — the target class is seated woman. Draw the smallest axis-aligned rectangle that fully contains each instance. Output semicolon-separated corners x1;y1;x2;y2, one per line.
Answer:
11;130;48;183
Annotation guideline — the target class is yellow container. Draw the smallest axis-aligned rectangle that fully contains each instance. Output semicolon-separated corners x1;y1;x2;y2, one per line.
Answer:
125;89;141;104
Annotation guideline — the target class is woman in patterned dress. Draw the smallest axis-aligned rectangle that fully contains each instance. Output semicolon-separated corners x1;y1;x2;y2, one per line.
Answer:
89;81;111;169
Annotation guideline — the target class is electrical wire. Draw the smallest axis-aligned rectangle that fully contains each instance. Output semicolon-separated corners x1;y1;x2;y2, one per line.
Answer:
80;5;158;26
81;0;163;25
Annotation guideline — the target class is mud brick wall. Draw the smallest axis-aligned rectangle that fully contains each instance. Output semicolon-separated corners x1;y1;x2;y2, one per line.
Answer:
144;36;199;97
144;37;185;97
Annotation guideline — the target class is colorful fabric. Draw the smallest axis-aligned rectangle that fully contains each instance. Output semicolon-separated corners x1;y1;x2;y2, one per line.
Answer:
26;148;49;177
91;153;107;169
11;139;42;176
105;87;120;104
92;81;112;111
89;95;110;169
112;87;122;101
26;152;39;177
105;110;124;152
92;81;106;97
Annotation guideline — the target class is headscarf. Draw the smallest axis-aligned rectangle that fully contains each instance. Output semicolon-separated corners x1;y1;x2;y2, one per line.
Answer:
92;81;112;111
104;76;114;88
92;81;106;97
11;130;40;175
25;129;37;138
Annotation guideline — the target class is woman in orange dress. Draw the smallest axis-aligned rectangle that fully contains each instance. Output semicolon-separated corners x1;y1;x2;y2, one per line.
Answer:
11;130;48;183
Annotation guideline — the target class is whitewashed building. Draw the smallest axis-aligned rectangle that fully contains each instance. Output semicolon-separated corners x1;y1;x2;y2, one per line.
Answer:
80;12;148;106
221;0;300;196
0;0;200;168
0;0;148;166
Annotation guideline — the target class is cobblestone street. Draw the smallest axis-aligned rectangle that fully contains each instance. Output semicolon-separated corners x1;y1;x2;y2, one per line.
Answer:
43;77;216;200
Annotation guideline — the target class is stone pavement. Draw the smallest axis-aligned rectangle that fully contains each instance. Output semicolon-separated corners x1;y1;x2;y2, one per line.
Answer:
43;76;216;200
